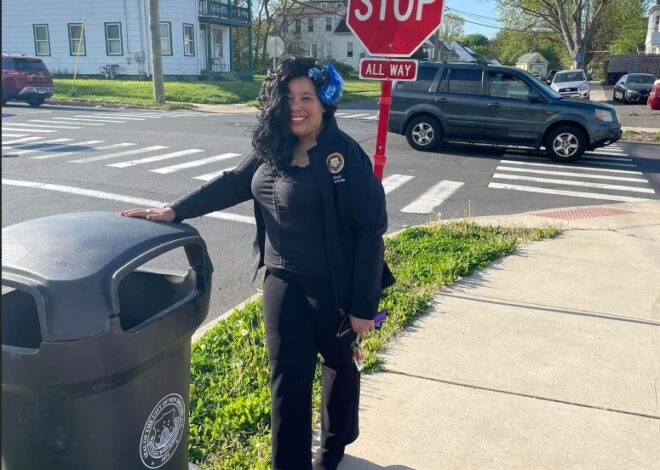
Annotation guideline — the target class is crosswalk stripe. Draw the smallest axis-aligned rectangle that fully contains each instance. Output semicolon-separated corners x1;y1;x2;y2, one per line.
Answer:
1;178;256;225
2;133;29;138
582;154;632;162
492;173;654;194
52;117;126;123
5;122;82;129
382;174;414;194
2;127;56;133
366;115;378;120
33;142;136;160
70;146;167;163
151;152;241;174
2;136;45;145
12;140;103;157
193;166;236;181
3;138;71;151
335;112;348;116
30;119;104;126
401;180;464;214
108;149;205;168
75;114;145;121
495;166;648;183
500;159;643;175
488;182;650;203
342;113;371;119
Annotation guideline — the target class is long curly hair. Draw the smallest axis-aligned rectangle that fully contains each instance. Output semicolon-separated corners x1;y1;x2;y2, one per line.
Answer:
252;57;337;172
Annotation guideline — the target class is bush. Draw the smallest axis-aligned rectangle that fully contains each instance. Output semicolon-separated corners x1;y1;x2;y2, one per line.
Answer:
324;59;354;77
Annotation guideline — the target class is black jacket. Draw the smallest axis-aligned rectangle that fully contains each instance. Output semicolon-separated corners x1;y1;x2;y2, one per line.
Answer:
170;118;395;320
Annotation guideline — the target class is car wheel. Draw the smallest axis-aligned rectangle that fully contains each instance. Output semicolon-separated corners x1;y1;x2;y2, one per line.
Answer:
404;116;442;151
27;97;45;107
545;126;586;163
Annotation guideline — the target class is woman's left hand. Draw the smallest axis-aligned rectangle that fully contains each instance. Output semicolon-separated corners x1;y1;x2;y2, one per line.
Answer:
349;315;374;339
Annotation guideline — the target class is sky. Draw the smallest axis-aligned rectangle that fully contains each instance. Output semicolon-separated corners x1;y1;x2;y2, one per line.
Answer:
444;0;502;39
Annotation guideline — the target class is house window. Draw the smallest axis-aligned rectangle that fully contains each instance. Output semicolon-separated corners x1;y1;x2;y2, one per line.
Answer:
213;29;223;58
326;17;333;32
655;16;660;32
347;42;353;58
160;22;173;55
307;18;314;32
295;19;301;33
68;23;86;56
105;23;123;56
325;42;333;58
183;23;195;56
311;43;319;58
33;24;50;56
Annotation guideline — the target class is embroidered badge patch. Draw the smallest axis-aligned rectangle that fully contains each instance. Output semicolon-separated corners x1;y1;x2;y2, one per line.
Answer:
326;152;345;174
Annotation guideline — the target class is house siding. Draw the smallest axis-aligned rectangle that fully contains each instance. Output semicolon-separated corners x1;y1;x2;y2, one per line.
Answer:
2;0;202;76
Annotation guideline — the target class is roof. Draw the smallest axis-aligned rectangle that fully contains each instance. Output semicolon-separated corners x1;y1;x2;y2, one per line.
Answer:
516;52;549;64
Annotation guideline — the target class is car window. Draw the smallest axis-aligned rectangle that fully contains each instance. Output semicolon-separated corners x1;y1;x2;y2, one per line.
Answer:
446;68;482;95
554;71;586;83
628;75;655;85
395;65;440;92
488;72;531;100
2;57;15;69
13;59;49;72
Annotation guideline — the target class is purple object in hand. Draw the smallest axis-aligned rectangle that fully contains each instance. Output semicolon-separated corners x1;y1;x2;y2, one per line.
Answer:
374;309;387;327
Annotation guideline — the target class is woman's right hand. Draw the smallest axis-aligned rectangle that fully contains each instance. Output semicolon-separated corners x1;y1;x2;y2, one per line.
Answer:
120;207;176;222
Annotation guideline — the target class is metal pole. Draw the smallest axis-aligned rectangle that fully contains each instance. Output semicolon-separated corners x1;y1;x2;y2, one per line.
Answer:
373;79;392;181
148;0;165;105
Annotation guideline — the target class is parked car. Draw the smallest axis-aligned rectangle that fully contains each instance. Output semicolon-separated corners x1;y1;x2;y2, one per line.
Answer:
1;53;54;107
648;79;660;110
613;73;657;104
549;69;590;99
545;69;558;85
389;61;621;162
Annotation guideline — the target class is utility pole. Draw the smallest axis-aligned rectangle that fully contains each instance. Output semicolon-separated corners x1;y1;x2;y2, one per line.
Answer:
148;0;165;105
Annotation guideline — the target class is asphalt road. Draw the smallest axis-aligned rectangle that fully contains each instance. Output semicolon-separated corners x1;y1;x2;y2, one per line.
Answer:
2;102;659;325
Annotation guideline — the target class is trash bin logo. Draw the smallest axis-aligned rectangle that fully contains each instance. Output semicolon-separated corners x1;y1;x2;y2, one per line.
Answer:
140;393;186;469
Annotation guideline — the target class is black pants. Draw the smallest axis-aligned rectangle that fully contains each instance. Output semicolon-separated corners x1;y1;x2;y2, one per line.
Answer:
263;269;359;470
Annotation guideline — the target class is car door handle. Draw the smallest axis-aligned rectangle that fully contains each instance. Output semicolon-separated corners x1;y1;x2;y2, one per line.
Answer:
435;97;447;102
487;102;501;107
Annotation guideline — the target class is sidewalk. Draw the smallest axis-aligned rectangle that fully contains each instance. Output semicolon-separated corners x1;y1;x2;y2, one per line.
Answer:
338;201;660;469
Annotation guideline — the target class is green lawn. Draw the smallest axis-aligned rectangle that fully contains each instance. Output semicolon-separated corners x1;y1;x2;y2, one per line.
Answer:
188;221;560;469
51;75;381;108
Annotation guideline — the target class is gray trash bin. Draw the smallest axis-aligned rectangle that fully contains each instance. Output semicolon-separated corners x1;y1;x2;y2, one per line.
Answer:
2;211;213;470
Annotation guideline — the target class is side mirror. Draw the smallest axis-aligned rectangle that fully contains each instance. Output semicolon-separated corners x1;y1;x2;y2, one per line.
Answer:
528;89;543;103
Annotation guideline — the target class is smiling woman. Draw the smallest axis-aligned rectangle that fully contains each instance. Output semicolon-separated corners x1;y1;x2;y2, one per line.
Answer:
121;57;394;470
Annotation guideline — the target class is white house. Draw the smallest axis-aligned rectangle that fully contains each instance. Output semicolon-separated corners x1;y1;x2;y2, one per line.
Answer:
645;0;660;54
1;0;253;78
279;1;369;70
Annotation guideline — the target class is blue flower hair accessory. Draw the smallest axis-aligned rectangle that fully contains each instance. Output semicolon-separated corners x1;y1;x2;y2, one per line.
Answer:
308;63;344;105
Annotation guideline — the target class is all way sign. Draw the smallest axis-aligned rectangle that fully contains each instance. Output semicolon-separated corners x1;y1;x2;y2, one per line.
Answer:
359;58;418;81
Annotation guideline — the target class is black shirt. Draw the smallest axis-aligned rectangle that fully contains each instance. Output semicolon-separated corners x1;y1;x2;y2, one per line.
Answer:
251;162;329;275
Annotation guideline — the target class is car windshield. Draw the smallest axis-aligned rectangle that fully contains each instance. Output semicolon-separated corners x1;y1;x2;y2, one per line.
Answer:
627;75;655;85
13;59;49;72
554;71;585;83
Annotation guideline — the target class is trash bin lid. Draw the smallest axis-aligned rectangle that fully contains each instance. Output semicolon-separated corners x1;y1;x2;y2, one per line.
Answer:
2;212;207;341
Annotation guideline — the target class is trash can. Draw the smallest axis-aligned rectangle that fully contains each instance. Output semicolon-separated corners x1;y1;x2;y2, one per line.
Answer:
2;211;213;470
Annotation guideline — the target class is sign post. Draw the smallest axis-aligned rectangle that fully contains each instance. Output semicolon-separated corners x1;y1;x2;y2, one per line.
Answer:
346;0;445;180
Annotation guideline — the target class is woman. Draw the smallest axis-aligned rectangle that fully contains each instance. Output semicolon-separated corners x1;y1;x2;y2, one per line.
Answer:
121;57;394;470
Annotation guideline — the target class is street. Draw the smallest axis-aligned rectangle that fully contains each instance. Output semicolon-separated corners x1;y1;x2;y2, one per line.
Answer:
3;102;659;324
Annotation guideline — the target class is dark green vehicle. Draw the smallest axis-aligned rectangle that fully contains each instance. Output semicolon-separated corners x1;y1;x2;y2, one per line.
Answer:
388;61;621;162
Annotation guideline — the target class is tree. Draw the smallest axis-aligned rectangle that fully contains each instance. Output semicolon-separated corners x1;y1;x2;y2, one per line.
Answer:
497;0;611;69
438;13;465;42
461;33;491;57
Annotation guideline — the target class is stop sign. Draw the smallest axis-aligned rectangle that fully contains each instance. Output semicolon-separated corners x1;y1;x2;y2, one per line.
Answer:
346;0;445;57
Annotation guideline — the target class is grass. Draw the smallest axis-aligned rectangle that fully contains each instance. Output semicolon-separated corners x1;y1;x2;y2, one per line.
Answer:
188;221;559;469
50;76;381;109
622;129;660;142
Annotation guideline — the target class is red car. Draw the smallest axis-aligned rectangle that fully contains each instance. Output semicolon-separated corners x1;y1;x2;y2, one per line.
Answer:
648;79;660;111
2;53;54;107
